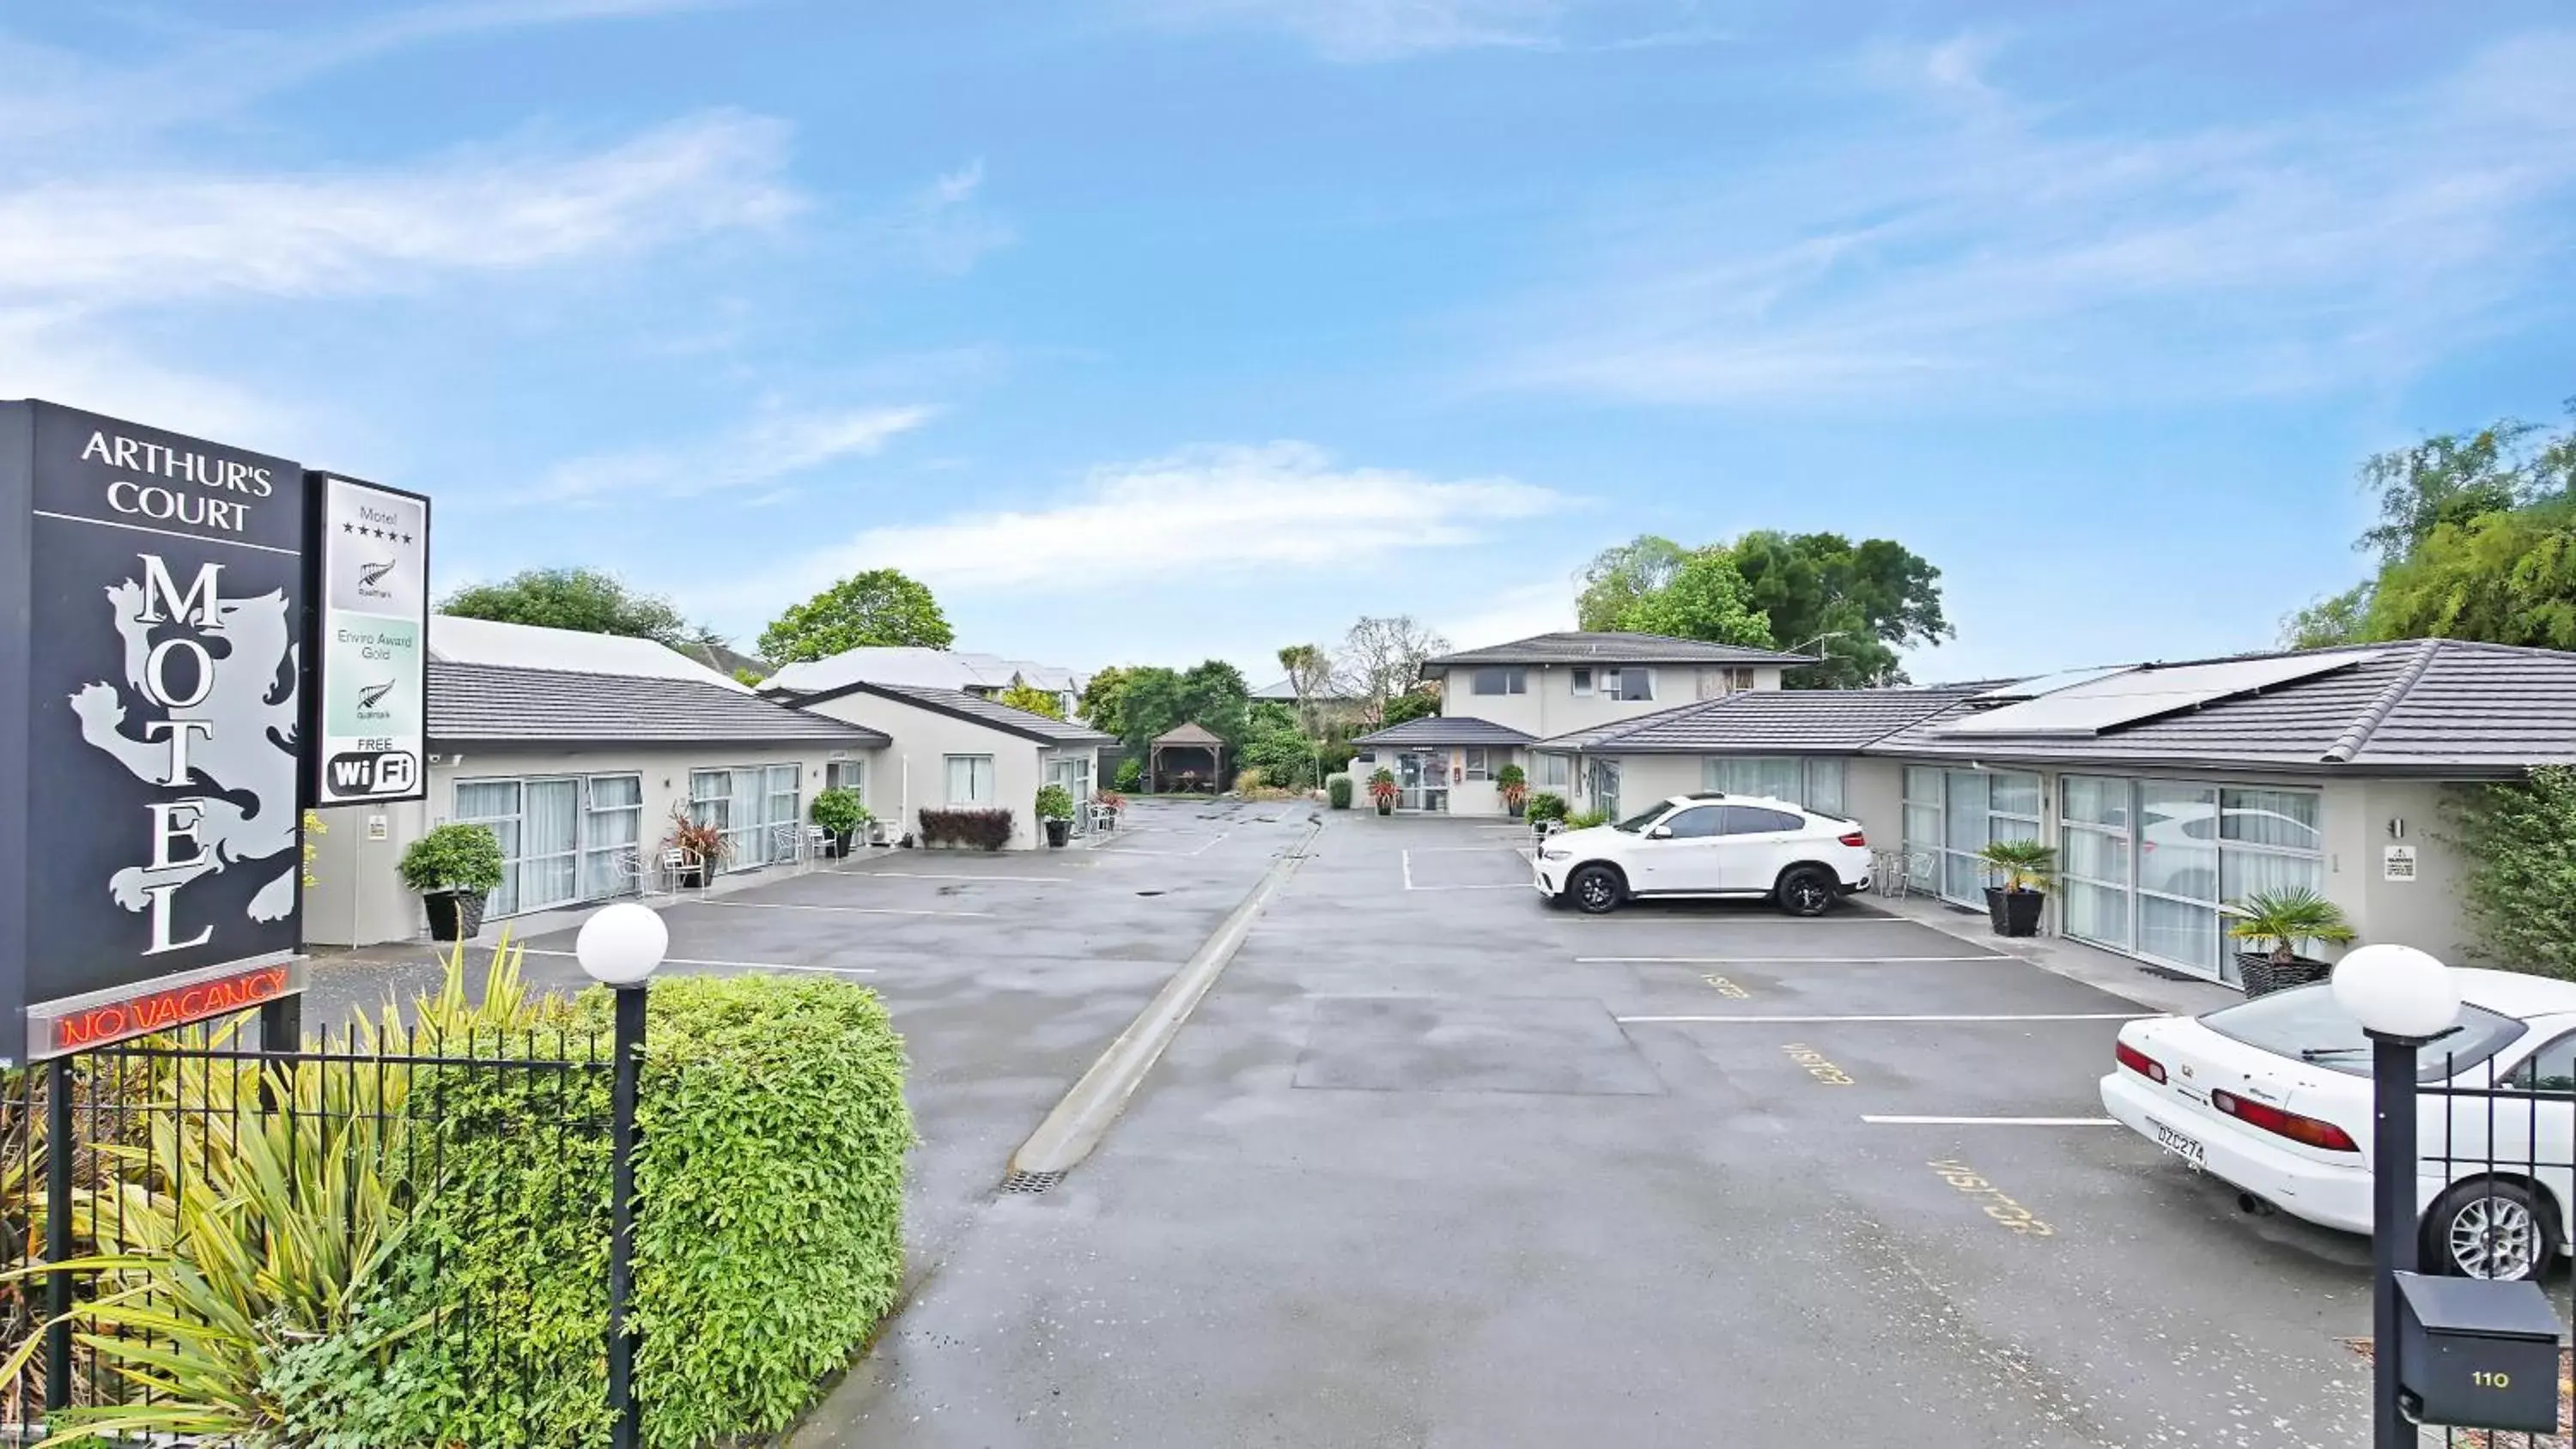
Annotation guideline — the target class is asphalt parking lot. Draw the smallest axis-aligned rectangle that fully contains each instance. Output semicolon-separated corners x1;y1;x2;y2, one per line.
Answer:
309;803;2386;1446
797;810;2383;1449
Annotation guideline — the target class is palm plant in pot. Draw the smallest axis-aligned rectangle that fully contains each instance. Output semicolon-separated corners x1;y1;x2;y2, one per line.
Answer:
1497;763;1529;819
1367;767;1400;815
1036;784;1077;847
811;785;866;858
1975;838;2056;937
665;809;730;888
398;823;505;941
2226;888;2358;997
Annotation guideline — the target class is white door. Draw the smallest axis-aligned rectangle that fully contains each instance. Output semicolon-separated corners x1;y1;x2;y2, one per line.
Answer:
519;779;582;912
1635;803;1729;890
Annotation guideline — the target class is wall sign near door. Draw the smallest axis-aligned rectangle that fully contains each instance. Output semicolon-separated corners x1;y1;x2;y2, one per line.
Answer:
2385;845;2418;882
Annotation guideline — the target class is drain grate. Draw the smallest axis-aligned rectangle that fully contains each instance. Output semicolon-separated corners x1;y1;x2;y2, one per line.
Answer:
999;1169;1067;1196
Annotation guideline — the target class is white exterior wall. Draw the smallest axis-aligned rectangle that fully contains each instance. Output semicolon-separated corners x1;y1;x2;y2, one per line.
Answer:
1442;663;1783;739
794;692;1055;850
303;742;876;946
1843;756;1906;840
2346;779;2476;965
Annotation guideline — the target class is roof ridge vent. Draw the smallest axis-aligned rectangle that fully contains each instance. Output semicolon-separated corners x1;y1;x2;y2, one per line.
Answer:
2321;640;2441;764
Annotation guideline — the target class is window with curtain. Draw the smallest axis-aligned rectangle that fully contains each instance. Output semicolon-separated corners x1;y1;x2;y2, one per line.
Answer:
827;759;866;799
1463;748;1491;780
1805;759;1846;817
1701;756;1806;804
2060;775;2133;952
519;779;581;911
1604;668;1655;701
946;755;996;804
582;775;643;900
453;780;523;918
1535;752;1570;789
1901;767;1942;879
1570;669;1594;696
764;764;802;865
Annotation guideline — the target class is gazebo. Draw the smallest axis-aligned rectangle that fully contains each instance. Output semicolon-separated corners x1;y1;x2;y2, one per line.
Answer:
1148;722;1227;793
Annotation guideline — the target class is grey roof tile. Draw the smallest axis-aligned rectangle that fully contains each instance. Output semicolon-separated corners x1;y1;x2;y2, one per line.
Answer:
429;662;885;749
793;678;1115;746
1539;685;1992;754
1425;632;1817;669
1353;715;1538;748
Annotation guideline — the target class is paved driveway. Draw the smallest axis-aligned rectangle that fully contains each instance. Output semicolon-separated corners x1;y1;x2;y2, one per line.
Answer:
795;810;2378;1448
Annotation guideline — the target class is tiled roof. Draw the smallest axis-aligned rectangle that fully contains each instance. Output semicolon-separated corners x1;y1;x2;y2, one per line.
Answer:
430;615;750;691
1153;722;1228;747
1424;632;1818;670
1353;715;1538;748
1868;640;2576;776
429;662;885;749
787;678;1115;747
1538;685;1993;755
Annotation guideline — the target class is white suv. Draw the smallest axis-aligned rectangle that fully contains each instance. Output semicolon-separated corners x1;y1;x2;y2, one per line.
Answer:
1531;793;1873;916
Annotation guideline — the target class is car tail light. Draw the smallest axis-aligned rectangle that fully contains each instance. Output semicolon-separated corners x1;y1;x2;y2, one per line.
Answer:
2210;1089;2359;1153
2115;1041;2166;1084
1838;830;1867;848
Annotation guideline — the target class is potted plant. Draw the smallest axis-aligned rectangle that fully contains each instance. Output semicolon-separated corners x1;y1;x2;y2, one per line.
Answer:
399;823;505;942
665;810;730;887
811;786;866;857
1497;763;1529;819
1036;784;1077;847
2226;888;2358;996
1526;791;1569;836
1367;767;1399;815
1975;839;2056;937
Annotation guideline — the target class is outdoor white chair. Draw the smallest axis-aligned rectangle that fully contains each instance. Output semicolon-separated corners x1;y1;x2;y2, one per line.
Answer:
1090;801;1121;835
803;825;832;872
656;847;701;895
769;824;804;870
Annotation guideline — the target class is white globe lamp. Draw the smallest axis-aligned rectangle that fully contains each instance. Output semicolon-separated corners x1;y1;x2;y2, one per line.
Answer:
2330;943;2459;1042
575;902;668;988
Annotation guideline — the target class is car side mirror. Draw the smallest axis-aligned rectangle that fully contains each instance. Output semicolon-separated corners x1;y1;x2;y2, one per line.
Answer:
1647;825;1674;840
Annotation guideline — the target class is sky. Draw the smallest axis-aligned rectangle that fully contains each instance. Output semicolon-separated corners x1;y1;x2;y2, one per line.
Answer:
5;0;2574;686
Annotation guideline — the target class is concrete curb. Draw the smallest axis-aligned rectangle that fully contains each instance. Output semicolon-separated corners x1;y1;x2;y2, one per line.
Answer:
1007;818;1320;1177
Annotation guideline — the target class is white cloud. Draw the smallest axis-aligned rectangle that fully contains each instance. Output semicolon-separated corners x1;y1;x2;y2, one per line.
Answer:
1437;578;1580;650
535;404;938;502
776;441;1571;594
1147;0;1561;60
884;160;1015;274
1481;28;2576;404
0;112;799;308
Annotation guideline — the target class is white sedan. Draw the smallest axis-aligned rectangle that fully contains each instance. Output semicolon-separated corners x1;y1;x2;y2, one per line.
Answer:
1530;792;1874;916
2102;969;2576;1280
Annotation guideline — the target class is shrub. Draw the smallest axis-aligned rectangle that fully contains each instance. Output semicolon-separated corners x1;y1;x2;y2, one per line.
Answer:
1526;792;1570;825
1496;763;1527;790
2449;767;2576;977
1233;767;1266;794
1566;808;1610;829
1035;784;1076;822
811;786;866;835
398;822;505;894
1113;757;1145;792
919;807;1014;850
1327;774;1353;809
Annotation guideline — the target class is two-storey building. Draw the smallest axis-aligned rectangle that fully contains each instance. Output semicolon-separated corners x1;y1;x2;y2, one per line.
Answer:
1348;631;1816;815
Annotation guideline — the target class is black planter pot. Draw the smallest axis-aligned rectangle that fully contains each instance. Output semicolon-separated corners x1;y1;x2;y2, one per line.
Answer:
2238;951;2334;997
1376;798;1394;815
423;890;489;942
677;867;706;889
1044;818;1072;847
1507;800;1527;820
1984;886;2044;937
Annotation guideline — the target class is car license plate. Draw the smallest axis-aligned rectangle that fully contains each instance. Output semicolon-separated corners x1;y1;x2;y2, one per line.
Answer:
2148;1119;2205;1170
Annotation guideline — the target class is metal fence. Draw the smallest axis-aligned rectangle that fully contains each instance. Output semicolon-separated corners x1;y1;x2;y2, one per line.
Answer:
2413;1047;2574;1447
3;1022;616;1445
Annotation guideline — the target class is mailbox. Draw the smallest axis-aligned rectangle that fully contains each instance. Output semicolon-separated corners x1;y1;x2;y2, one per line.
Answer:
2394;1270;2563;1433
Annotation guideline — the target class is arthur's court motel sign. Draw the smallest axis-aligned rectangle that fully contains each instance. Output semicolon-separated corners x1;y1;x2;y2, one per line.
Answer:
0;400;427;1064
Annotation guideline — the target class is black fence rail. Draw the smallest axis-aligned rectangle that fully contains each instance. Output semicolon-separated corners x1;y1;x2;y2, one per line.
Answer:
2;1022;614;1445
2415;1046;2575;1448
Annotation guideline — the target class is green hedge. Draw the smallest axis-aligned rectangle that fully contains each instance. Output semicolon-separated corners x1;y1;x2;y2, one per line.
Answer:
339;976;914;1446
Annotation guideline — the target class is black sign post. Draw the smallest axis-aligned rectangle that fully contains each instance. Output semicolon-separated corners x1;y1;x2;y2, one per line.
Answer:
0;400;310;1066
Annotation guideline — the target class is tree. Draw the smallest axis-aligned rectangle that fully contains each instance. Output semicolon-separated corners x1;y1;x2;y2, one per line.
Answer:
1112;667;1189;751
1617;546;1775;649
1078;665;1136;734
2447;766;2576;979
998;682;1066;719
1576;536;1689;632
1380;687;1440;726
1727;530;1951;688
1278;643;1331;736
439;567;701;646
1336;615;1449;724
2356;421;2553;566
758;568;953;664
2277;585;2374;650
2366;499;2576;649
1178;659;1252;744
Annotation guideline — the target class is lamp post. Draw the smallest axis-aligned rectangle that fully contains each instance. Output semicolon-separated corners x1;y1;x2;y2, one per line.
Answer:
575;902;667;1449
2332;943;2462;1449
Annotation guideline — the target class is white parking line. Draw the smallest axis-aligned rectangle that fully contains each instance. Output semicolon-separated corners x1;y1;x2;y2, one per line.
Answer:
517;948;876;976
1096;832;1231;858
837;870;1070;883
1862;1115;2118;1126
1401;848;1537;892
1615;1012;2149;1023
1578;955;2009;965
689;900;994;919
